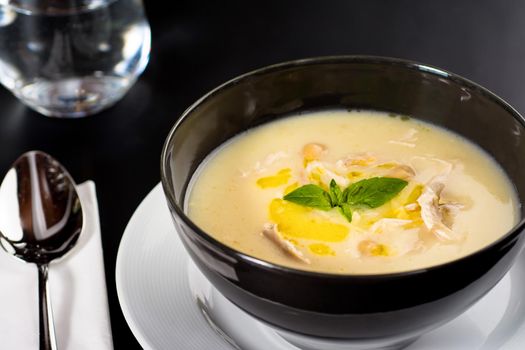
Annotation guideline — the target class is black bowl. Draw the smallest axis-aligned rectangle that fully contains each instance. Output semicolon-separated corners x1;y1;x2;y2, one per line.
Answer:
161;56;525;348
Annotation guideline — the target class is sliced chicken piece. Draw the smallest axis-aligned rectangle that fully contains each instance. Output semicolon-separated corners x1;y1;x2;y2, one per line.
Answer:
404;203;419;211
305;160;350;187
417;179;463;242
440;202;464;228
369;218;412;234
386;164;416;180
240;151;289;177
358;240;388;257
410;156;453;184
262;223;310;264
388;128;419;147
358;219;420;257
344;153;377;167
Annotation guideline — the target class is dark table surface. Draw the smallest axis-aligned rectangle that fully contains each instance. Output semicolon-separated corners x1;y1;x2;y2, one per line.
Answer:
1;0;525;348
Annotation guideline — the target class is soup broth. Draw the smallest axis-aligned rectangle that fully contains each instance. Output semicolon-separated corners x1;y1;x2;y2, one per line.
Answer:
187;110;519;274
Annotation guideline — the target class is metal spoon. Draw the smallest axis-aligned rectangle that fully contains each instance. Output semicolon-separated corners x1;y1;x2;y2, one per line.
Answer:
0;151;83;350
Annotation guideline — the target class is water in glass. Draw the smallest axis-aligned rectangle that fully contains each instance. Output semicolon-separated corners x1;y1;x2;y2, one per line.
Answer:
0;0;151;117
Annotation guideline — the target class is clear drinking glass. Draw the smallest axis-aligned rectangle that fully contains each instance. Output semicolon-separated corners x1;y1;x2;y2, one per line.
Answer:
0;0;151;117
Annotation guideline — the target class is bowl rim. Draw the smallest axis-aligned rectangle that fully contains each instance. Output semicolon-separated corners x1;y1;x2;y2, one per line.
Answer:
160;55;525;280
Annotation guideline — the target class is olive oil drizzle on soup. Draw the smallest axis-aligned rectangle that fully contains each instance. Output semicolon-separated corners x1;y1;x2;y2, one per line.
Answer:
187;110;519;274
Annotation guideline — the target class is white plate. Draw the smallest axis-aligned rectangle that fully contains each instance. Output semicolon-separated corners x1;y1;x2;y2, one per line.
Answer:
116;184;525;350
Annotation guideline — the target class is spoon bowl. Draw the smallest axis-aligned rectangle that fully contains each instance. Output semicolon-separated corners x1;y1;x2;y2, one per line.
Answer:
0;150;83;350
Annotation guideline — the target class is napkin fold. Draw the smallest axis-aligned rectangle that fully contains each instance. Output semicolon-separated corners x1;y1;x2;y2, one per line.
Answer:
0;181;114;350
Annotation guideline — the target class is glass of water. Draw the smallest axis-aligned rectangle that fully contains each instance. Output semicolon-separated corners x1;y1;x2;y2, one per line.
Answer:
0;0;151;117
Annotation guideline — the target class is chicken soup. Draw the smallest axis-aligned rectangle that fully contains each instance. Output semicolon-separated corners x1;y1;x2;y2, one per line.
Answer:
186;110;519;274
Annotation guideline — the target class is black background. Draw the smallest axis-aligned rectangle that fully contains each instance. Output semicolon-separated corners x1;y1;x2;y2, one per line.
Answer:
1;1;524;348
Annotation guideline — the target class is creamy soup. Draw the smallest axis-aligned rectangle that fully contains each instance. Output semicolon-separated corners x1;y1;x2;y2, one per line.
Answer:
187;110;519;274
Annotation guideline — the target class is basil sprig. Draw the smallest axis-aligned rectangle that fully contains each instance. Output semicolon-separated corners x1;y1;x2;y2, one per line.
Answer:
283;177;408;222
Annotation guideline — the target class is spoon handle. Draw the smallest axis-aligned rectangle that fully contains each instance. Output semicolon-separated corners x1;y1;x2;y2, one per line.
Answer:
38;264;57;350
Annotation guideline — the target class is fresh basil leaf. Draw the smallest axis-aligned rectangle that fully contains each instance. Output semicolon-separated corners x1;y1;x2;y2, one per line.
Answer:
343;177;408;208
338;203;353;222
328;179;343;206
283;184;332;210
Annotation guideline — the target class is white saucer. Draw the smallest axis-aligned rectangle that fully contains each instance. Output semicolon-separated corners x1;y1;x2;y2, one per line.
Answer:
116;184;525;350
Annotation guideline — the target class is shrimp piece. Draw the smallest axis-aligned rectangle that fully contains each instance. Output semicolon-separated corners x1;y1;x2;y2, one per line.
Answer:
302;143;326;162
262;223;310;263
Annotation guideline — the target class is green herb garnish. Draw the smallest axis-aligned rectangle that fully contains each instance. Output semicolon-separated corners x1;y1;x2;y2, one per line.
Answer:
282;184;332;210
283;177;408;222
328;179;343;206
338;202;353;222
343;177;408;208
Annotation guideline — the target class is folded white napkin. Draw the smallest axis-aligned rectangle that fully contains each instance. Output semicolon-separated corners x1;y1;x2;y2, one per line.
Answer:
0;181;114;350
